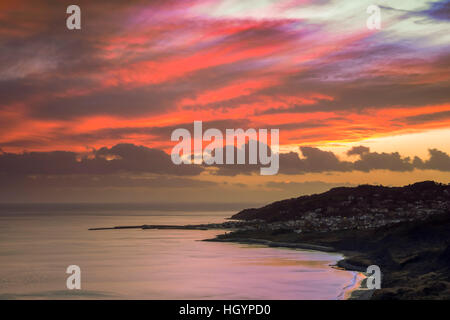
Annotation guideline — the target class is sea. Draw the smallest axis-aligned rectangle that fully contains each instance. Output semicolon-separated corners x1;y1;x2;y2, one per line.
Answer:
0;205;360;299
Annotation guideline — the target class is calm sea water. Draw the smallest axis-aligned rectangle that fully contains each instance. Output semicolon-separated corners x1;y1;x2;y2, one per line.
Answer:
0;207;359;299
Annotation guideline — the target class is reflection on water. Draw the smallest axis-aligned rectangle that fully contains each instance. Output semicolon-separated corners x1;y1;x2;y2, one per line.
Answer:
0;210;357;299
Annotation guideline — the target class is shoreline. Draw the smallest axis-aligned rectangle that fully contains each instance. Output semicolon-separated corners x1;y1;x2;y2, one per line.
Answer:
89;224;372;299
204;237;373;300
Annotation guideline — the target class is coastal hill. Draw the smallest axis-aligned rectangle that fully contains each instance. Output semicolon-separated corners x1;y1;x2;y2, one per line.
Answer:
232;181;450;223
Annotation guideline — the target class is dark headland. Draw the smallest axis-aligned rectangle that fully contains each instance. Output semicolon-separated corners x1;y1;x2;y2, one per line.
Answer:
211;181;450;299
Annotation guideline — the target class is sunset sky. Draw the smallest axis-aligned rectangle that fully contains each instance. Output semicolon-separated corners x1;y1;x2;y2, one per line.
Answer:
0;0;449;205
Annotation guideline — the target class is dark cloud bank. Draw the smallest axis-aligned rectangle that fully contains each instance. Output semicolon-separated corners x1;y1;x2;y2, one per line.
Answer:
0;143;449;179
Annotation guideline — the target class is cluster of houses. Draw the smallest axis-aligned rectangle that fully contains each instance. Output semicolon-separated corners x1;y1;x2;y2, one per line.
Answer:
210;195;449;234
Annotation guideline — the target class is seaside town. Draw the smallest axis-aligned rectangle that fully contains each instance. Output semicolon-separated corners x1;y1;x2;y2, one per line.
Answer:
207;196;449;234
205;182;450;234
